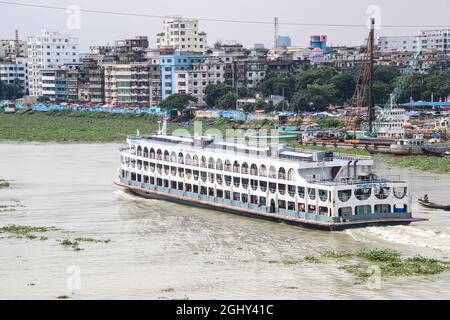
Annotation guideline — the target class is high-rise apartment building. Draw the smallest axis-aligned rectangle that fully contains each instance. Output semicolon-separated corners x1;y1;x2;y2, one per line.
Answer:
157;17;207;54
27;29;79;97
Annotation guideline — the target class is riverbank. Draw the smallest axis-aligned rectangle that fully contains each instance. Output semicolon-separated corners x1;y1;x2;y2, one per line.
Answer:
0;111;242;143
1;111;449;175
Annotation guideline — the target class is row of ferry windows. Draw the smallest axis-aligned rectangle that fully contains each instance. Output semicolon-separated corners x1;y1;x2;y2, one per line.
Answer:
122;170;329;201
129;148;296;180
125;172;331;215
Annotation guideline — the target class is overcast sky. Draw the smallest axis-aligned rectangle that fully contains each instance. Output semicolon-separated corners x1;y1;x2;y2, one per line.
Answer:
1;0;449;52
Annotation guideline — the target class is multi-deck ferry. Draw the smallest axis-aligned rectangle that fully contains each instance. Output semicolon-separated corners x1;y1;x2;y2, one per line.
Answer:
114;122;425;231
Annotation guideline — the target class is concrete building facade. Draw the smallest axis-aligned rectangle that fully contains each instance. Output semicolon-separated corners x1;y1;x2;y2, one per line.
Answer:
27;29;79;97
157;17;207;54
0;57;28;94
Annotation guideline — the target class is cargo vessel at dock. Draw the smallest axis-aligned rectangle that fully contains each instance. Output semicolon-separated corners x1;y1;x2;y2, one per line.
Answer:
114;122;425;231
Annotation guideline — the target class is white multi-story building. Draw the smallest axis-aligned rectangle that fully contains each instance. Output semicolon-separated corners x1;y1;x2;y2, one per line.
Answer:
174;55;233;106
377;36;419;53
27;29;79;97
377;29;450;53
0;57;28;94
156;16;207;54
419;29;450;53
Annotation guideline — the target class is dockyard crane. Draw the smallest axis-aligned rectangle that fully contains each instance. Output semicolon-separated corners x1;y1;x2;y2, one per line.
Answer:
369;49;422;137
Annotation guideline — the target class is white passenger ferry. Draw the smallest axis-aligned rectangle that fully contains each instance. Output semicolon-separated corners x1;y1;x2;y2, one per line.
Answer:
114;122;424;231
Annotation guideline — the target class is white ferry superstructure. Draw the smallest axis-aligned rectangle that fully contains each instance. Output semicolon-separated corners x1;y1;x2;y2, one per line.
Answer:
114;129;425;231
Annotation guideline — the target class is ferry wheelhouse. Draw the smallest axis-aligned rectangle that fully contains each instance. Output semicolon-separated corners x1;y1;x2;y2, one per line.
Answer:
115;127;424;231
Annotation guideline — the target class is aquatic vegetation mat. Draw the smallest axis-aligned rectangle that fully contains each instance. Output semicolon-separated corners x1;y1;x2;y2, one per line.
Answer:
388;156;450;175
318;249;450;283
0;224;111;251
0;180;10;189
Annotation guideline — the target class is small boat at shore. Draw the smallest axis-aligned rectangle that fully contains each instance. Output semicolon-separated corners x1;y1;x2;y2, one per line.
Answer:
418;199;450;211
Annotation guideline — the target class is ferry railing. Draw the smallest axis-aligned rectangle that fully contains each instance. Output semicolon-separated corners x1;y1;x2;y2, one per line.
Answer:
308;176;405;186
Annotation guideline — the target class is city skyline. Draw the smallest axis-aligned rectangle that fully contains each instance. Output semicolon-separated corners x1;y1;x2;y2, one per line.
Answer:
1;0;449;51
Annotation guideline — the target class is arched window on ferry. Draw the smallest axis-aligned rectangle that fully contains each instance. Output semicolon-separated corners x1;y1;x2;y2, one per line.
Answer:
319;189;328;202
137;146;142;157
288;185;296;197
201;171;207;182
269;182;276;194
208;172;215;183
216;159;223;171
144;161;149;171
143;147;149;158
233;177;240;188
393;187;407;199
225;175;232;186
269;166;277;179
178;167;184;178
131;158;136;168
355;188;371;201
149;148;155;159
251;179;258;191
278;184;286;195
178;152;184;164
278;167;286;180
242;178;249;189
208;157;215;169
224;160;231;171
156;149;162;160
260;181;267;192
338;190;351;202
241;162;249;174
288;168;296;181
157;164;162;174
150;163;155;173
170;151;177;163
233;161;240;173
201;156;207;168
308;188;316;200
250;164;258;176
186;169;192;179
164;150;170;161
193;155;199;166
259;165;267;177
185;154;192;165
374;187;390;200
193;170;199;180
164;165;170;175
216;174;223;185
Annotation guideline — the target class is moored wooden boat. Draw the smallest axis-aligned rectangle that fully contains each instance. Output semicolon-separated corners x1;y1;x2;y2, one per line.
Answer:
418;199;450;211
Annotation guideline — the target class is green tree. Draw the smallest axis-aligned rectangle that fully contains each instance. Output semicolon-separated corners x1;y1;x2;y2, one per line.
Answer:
294;66;338;91
0;79;23;100
317;117;344;128
204;83;233;107
291;83;338;112
259;72;296;100
159;93;197;111
329;73;355;104
217;92;237;109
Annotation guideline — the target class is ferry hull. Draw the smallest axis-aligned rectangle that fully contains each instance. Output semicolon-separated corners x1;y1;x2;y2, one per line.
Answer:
114;180;424;231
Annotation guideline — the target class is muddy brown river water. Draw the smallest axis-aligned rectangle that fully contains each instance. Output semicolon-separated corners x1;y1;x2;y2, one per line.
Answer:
0;143;449;299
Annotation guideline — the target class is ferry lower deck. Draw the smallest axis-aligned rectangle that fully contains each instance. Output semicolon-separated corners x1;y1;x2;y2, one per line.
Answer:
114;178;425;231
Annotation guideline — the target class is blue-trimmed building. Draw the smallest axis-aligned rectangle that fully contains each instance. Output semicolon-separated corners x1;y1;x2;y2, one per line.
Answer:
310;35;327;53
159;52;205;100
